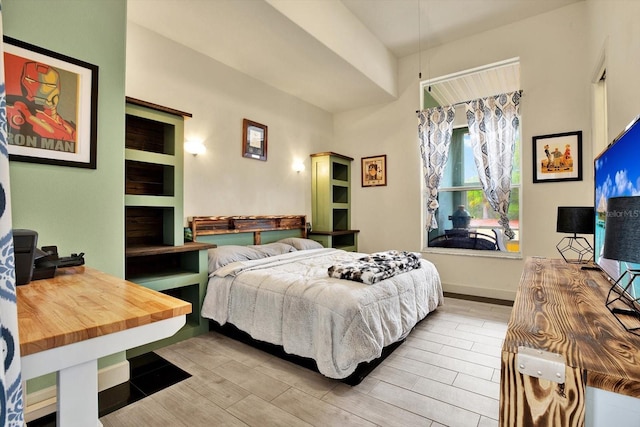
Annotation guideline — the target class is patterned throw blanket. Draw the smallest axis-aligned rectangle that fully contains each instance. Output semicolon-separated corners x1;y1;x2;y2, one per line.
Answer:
328;250;422;285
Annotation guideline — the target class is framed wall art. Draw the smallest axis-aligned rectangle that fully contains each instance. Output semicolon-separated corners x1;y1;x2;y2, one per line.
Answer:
242;119;268;161
532;131;583;183
3;36;99;169
361;154;387;187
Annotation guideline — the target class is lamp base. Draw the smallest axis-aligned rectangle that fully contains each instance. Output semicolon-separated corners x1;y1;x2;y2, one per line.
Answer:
556;236;594;263
606;269;640;336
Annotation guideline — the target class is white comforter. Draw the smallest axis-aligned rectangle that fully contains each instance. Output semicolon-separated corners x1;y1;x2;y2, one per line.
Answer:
201;248;443;379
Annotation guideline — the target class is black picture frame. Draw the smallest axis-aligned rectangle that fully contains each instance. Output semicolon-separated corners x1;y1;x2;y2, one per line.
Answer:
532;131;582;183
361;154;387;187
3;36;99;169
242;119;268;161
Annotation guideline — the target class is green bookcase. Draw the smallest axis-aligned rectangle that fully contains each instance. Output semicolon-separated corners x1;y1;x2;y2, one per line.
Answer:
309;152;359;251
123;98;213;357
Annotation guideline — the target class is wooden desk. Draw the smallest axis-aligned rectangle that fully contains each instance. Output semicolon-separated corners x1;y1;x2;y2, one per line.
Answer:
500;258;640;426
18;266;191;427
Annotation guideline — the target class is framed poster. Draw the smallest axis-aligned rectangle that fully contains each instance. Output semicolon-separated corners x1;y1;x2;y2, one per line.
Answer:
361;154;387;187
242;119;267;161
3;36;99;169
532;131;582;183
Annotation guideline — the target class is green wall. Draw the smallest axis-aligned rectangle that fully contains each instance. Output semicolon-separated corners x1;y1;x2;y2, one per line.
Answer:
4;0;127;399
5;0;126;278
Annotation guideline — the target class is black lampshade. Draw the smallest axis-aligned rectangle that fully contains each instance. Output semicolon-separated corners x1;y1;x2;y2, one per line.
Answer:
556;207;594;234
603;197;640;264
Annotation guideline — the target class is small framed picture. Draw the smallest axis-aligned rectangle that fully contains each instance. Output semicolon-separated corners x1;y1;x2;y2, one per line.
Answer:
532;131;582;183
242;119;267;161
4;36;99;169
361;155;387;187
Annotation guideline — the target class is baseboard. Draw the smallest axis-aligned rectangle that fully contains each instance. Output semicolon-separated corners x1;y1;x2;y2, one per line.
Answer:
24;360;130;422
24;388;56;424
98;360;131;391
443;291;514;307
442;283;516;303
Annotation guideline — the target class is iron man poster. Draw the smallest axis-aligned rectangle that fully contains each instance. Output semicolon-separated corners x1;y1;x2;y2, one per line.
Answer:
3;37;98;169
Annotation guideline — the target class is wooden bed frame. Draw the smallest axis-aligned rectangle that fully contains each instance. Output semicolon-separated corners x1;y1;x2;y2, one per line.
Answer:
189;215;307;245
187;214;406;385
208;321;405;386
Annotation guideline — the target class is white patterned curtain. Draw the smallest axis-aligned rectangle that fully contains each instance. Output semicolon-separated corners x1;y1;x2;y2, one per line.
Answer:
465;91;521;239
418;106;456;231
0;2;25;425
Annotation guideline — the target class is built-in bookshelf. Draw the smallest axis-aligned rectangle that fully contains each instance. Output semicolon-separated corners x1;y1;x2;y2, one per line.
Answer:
124;97;213;357
309;152;359;251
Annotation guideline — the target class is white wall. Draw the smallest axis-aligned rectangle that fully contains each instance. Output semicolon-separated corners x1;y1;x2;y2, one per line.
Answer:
126;23;333;221
126;1;640;301
586;0;640;143
335;2;594;300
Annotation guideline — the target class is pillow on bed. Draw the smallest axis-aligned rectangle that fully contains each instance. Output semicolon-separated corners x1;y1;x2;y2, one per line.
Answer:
277;237;324;250
208;243;296;272
250;242;297;257
208;245;265;272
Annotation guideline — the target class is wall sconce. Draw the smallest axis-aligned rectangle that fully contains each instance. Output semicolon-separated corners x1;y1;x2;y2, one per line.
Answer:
184;140;206;156
292;159;305;173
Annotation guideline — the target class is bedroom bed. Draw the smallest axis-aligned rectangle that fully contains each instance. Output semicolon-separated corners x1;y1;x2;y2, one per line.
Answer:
189;215;443;384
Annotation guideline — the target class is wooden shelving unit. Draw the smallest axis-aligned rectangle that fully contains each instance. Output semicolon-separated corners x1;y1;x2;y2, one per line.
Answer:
309;152;359;251
124;97;213;357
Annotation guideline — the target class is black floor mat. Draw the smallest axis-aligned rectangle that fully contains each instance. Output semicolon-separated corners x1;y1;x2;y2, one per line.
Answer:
27;352;191;426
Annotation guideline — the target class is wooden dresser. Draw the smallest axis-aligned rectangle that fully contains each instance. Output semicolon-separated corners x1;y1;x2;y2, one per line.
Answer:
501;257;640;426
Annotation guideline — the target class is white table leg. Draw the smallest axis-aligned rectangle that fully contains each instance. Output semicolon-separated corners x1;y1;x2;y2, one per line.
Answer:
21;316;184;426
57;358;102;427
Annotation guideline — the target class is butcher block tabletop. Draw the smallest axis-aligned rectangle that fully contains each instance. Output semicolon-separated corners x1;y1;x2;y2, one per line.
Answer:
17;266;191;356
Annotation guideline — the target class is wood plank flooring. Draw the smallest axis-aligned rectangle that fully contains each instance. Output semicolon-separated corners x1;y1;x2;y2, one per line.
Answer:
100;297;512;427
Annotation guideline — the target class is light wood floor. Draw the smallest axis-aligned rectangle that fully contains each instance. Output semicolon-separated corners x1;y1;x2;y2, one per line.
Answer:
100;297;512;427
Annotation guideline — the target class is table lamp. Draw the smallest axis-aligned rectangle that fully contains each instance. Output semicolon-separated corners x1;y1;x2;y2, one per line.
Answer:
556;206;594;263
603;196;640;335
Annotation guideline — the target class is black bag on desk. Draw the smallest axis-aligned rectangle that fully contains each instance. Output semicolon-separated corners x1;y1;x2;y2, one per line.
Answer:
13;229;38;285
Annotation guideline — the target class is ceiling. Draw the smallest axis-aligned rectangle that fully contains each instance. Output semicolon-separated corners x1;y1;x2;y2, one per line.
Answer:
127;0;582;113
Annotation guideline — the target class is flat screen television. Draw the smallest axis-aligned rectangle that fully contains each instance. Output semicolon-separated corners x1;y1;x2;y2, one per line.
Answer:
594;115;640;298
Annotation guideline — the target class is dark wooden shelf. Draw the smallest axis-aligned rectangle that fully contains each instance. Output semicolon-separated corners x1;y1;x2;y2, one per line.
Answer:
308;230;360;236
310;151;353;161
125;242;216;258
125;96;192;118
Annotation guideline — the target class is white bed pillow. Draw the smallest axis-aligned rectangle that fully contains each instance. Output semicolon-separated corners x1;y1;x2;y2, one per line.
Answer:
208;242;296;272
251;242;297;257
277;237;324;250
208;245;264;272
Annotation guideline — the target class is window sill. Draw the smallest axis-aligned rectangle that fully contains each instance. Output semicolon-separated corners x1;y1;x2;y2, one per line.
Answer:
421;247;523;260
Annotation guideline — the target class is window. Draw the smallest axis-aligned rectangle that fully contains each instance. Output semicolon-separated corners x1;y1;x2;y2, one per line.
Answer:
425;127;521;252
419;59;521;253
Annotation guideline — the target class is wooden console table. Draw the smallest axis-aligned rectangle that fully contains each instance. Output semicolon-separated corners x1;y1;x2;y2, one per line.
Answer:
501;257;640;426
18;266;191;427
